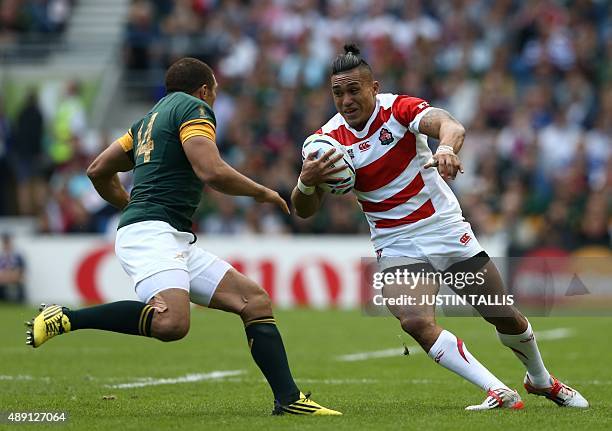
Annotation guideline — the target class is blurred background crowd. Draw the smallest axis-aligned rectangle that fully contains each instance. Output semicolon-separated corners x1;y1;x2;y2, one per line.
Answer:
0;0;610;256
0;0;73;44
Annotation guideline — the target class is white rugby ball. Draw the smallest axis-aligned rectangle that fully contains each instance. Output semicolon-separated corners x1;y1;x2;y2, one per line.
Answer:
301;133;355;195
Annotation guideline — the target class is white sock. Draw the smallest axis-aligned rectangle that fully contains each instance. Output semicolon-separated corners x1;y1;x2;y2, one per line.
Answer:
428;330;509;391
497;321;551;387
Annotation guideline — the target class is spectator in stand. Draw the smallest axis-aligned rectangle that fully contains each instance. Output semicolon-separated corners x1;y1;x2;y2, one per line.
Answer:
0;0;73;40
0;232;25;303
575;191;611;248
0;0;25;41
537;106;584;177
201;192;247;235
124;0;159;70
49;80;87;167
0;95;13;215
11;89;45;216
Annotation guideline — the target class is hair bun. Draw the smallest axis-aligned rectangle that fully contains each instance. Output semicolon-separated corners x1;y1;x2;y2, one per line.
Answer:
343;43;361;56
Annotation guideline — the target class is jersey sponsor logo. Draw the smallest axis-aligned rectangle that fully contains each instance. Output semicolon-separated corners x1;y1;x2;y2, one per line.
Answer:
347;148;355;159
459;233;471;245
379;128;394;145
358;141;371;152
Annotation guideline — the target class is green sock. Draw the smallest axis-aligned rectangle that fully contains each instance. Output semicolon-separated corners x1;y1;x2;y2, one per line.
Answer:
245;317;300;405
64;301;154;337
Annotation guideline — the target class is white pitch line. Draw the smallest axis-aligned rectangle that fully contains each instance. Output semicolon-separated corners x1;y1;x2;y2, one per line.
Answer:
222;377;438;385
337;328;574;362
108;370;245;389
0;374;51;382
534;328;574;340
297;378;381;384
0;375;34;380
223;377;382;384
336;346;421;362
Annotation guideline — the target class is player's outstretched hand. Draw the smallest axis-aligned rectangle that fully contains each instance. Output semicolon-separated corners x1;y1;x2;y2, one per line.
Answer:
255;187;290;215
424;152;464;180
300;149;346;186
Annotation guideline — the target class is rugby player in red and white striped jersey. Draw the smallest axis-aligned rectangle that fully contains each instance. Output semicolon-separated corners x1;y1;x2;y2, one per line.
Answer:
291;44;588;411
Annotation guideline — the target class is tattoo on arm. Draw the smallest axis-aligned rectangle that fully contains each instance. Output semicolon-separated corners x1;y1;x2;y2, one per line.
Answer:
418;108;461;139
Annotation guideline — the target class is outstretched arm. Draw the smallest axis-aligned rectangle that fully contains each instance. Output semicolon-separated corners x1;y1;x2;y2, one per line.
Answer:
87;140;134;210
419;108;465;180
183;135;289;214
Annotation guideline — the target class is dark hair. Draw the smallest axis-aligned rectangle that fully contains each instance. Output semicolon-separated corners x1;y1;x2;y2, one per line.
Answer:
331;43;372;75
165;57;215;94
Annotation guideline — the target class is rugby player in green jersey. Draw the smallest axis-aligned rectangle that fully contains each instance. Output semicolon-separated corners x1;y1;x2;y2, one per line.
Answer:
26;57;341;416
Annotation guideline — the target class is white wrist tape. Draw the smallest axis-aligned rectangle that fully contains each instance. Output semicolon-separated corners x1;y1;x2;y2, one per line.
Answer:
436;145;455;155
297;178;316;195
436;145;455;154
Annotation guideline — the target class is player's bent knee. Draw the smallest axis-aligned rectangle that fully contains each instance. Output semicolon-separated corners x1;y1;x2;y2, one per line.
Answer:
241;284;273;322
209;269;274;320
153;316;190;342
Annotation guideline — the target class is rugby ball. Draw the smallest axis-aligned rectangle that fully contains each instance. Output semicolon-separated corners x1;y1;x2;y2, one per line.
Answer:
301;133;355;195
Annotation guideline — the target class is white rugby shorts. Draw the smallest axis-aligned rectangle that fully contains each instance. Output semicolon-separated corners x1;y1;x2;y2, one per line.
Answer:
115;220;232;304
377;220;484;272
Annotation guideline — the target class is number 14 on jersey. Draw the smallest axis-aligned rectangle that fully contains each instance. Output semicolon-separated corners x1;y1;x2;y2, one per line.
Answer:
136;112;158;163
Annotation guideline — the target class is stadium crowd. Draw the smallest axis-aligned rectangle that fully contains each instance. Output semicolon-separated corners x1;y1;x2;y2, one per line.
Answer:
0;0;74;41
0;0;610;255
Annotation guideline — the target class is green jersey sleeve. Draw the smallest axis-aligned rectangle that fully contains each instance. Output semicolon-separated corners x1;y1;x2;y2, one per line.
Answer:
175;94;216;135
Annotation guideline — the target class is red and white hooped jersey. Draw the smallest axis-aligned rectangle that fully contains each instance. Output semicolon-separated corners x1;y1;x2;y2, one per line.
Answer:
317;93;464;250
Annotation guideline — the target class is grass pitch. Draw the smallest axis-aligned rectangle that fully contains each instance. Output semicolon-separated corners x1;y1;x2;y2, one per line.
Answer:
1;304;610;430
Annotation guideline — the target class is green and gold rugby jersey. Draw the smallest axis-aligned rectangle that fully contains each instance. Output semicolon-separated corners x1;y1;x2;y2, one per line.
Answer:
116;91;217;233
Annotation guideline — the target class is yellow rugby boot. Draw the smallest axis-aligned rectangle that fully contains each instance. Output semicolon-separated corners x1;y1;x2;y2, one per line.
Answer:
25;304;71;348
272;392;342;416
